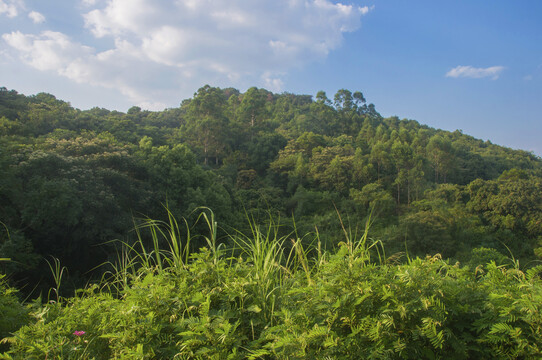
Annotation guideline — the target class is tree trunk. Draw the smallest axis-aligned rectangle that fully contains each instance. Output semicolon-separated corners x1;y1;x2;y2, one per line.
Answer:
407;178;411;206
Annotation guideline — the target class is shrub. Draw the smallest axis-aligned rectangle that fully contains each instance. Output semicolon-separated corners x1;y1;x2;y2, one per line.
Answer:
0;274;30;352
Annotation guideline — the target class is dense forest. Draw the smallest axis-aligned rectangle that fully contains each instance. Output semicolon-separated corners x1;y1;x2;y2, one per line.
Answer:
1;86;542;358
1;85;541;283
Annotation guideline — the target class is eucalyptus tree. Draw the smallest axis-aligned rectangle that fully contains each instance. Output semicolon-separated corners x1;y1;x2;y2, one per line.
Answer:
183;85;230;165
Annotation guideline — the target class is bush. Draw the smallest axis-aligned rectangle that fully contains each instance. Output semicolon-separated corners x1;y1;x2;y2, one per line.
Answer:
0;274;30;351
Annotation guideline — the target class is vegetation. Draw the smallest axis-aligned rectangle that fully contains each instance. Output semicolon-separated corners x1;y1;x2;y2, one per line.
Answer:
1;213;541;359
1;85;542;358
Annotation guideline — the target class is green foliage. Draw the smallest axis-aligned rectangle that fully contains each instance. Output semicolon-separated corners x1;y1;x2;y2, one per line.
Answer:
0;229;39;277
2;215;542;359
2;84;542;303
0;274;30;350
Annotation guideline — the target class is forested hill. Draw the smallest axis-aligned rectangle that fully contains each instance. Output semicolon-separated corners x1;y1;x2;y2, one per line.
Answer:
1;85;541;290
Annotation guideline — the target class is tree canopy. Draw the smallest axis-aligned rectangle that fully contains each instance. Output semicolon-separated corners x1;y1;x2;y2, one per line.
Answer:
1;85;541;293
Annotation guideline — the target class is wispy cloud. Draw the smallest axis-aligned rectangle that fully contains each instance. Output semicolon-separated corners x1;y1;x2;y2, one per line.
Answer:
446;65;505;80
28;10;45;23
3;0;372;109
81;0;97;6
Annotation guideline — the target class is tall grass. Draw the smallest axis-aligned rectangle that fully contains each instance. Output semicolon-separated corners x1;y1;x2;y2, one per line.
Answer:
93;205;384;304
334;205;385;266
229;212;288;324
193;207;220;263
132;205;194;271
45;256;67;303
93;207;193;298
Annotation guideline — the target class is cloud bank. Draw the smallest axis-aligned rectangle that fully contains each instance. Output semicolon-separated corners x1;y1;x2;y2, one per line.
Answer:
2;0;370;109
446;65;505;80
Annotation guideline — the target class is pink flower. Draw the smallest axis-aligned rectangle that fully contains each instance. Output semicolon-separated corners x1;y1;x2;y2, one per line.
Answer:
73;331;86;337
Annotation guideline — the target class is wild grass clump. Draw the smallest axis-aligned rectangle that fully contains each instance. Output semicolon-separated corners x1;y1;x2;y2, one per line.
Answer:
2;209;542;359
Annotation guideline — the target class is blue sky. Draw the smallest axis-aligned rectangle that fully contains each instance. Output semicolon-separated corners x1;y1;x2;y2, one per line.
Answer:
1;0;541;154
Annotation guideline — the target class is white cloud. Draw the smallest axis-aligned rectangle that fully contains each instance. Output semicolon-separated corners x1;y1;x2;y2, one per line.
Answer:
3;31;92;72
4;0;371;109
0;0;23;17
446;65;505;80
28;10;45;23
262;71;285;92
361;5;373;15
2;31;170;109
82;0;370;82
81;0;98;6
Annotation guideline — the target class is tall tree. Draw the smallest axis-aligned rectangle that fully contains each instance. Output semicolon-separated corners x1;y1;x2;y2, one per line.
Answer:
184;85;229;165
237;87;269;131
427;135;454;183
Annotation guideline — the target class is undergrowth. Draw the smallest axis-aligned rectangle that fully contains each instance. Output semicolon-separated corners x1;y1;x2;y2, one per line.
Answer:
1;209;541;359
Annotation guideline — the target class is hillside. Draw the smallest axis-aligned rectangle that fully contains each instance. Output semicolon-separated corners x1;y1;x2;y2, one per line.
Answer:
1;85;541;291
